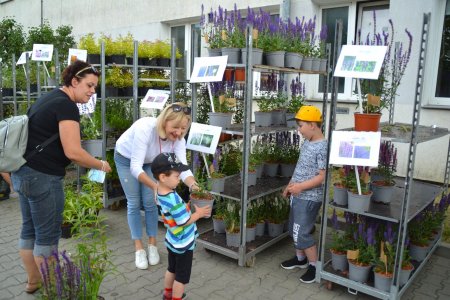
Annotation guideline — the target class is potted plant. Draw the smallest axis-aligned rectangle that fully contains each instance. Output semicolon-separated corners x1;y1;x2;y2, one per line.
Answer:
333;165;351;206
257;14;287;67
80;114;102;157
408;211;432;262
208;82;235;129
267;195;288;237
212;198;226;234
224;201;241;247
241;7;264;65
189;179;214;218
246;201;258;242
372;141;397;204
399;239;414;287
373;223;396;292
347;166;372;213
208;148;226;193
253;197;267;236
200;4;225;56
278;132;300;177
355;15;413;132
254;94;273;127
286;77;306;127
329;209;350;272
347;222;377;283
220;144;241;176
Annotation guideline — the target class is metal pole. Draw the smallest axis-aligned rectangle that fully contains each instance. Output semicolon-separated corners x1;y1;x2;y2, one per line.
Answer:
26;53;31;109
12;54;17;115
54;48;60;87
238;24;253;267
170;38;176;103
0;60;3;120
41;0;44;27
133;40;138;121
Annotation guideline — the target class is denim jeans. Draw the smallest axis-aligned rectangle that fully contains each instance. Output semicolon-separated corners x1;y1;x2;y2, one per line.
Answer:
11;165;64;257
114;150;158;240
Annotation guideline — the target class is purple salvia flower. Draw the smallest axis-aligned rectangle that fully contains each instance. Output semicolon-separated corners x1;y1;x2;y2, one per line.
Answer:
331;209;339;230
367;226;375;246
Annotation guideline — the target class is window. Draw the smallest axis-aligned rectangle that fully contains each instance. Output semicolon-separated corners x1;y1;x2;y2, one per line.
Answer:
171;26;186;78
319;6;349;94
435;0;450;99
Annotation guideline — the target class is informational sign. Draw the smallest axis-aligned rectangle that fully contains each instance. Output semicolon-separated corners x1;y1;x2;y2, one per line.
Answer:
140;89;170;110
77;94;97;115
31;44;54;62
334;45;387;79
186;122;222;154
189;55;228;83
329;131;381;167
16;51;33;65
67;48;88;65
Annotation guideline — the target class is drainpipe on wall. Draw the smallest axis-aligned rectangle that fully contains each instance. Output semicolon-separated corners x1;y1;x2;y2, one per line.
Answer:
280;0;291;21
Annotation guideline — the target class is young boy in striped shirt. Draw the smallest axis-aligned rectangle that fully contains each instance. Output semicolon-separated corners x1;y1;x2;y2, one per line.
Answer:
151;153;211;300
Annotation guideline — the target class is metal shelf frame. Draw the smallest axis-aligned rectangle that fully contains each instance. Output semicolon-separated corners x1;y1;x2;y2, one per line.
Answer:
317;13;450;299
193;24;331;266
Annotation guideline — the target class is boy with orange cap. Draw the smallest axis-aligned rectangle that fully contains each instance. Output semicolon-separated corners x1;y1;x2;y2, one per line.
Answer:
281;105;327;283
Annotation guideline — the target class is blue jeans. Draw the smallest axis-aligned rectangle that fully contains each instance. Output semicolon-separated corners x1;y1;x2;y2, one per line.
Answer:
11;165;64;257
114;150;158;240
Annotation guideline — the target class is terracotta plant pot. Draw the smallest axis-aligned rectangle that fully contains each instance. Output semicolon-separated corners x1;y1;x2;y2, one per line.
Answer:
234;68;245;81
354;112;382;132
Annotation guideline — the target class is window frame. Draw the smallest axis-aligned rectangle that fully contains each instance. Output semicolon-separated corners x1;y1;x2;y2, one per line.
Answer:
423;0;450;106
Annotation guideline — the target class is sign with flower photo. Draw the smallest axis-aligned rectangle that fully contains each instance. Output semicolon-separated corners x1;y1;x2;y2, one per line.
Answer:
186;122;222;154
334;45;387;79
190;56;228;83
329;131;381;167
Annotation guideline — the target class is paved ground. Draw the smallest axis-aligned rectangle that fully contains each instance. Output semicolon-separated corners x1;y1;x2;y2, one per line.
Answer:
1;196;450;300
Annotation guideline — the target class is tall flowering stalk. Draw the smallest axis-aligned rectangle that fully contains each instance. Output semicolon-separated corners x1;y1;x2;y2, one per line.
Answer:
356;11;413;114
287;76;306;113
377;141;397;185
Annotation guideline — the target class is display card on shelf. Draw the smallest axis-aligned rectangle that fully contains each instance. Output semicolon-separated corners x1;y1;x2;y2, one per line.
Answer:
77;94;97;115
140;89;170;110
67;48;87;65
16;51;33;65
189;56;228;83
333;45;387;79
329;131;381;167
31;44;54;62
186;122;222;155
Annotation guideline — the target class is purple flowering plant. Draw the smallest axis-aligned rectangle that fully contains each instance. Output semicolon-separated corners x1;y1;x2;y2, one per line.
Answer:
375;141;397;185
277;131;301;164
349;219;377;266
209;148;226;179
356;11;413;114
287;76;306;114
374;222;397;275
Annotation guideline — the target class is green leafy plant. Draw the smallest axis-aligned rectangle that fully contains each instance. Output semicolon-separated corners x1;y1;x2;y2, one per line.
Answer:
347;166;371;194
213;198;227;220
247;202;258;227
78;33;100;54
80;115;101;140
267;195;289;224
224;201;240;233
0;17;26;64
255;95;273;112
105;98;133;131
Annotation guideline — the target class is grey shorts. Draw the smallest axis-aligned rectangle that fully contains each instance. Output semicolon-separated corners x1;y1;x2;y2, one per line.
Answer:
289;199;322;250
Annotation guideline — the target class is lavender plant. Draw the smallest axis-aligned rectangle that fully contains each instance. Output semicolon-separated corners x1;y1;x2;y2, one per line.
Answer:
287;77;306;113
356;11;413;114
376;141;397;185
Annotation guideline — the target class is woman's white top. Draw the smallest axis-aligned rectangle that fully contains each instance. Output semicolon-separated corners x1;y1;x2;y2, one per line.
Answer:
115;117;193;181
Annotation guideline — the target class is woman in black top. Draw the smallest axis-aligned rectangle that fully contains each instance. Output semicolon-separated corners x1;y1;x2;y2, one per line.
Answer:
11;60;111;294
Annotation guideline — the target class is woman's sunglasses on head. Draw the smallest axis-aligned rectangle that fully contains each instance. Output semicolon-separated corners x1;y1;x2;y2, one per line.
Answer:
75;66;99;77
171;104;191;115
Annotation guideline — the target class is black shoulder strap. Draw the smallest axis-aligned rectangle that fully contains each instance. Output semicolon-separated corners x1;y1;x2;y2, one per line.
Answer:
25;97;61;160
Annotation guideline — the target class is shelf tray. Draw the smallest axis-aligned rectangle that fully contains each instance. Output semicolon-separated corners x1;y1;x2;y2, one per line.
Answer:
222;123;297;136
197;228;289;260
329;179;441;223
252;64;328;75
210;174;290;201
340;122;448;144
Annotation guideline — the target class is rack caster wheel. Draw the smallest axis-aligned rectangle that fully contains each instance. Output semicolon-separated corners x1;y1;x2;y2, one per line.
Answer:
245;256;255;267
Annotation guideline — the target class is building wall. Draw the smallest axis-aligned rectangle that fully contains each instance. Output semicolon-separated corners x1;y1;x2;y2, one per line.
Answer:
1;0;448;182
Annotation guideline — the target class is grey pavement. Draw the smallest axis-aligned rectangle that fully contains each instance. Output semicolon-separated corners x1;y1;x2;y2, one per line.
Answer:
1;196;450;300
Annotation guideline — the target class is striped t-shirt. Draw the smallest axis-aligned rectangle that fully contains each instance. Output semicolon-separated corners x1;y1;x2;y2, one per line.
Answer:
157;191;198;254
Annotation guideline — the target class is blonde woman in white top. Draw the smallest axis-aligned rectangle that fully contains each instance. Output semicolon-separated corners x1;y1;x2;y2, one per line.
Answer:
114;102;198;270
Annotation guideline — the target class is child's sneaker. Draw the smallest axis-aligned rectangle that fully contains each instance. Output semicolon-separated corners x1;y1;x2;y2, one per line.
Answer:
280;256;308;269
135;249;148;269
300;264;316;283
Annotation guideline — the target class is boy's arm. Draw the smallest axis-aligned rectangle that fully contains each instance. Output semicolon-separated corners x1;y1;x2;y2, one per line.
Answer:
286;169;326;196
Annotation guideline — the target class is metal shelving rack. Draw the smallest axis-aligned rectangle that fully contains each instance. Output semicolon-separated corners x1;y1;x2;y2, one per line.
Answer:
317;13;450;299
95;39;181;207
193;24;330;266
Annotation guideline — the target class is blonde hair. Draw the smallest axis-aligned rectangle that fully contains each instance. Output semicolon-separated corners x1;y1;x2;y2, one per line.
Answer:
156;102;192;139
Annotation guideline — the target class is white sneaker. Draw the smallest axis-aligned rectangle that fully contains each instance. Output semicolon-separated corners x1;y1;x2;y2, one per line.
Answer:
135;249;148;269
148;245;160;265
8;191;18;199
